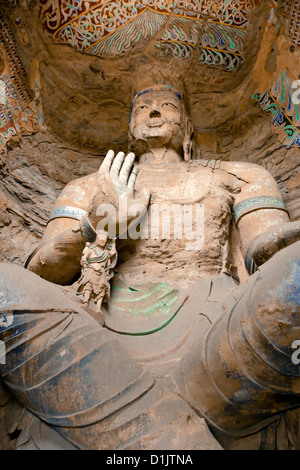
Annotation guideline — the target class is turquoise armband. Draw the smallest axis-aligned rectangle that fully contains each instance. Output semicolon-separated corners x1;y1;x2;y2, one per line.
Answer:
48;206;88;222
233;196;288;224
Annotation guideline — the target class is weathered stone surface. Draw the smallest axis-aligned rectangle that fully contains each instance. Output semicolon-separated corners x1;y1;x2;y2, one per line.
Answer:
0;0;299;450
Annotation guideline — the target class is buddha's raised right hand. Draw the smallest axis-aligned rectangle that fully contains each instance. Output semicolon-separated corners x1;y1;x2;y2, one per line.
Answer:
87;150;150;238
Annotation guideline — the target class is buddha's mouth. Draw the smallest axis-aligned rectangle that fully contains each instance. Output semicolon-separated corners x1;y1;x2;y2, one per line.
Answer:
147;118;164;128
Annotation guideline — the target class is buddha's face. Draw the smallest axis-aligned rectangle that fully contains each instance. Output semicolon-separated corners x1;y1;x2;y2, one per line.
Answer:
129;90;186;152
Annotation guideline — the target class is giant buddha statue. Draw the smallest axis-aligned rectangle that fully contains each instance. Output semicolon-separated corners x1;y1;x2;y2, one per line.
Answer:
0;84;299;450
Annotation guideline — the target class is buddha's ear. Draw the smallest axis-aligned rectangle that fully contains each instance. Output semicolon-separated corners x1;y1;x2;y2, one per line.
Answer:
183;116;193;162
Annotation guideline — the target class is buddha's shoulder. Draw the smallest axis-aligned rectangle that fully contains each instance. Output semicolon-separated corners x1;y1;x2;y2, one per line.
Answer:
62;172;98;193
195;159;272;181
55;172;98;205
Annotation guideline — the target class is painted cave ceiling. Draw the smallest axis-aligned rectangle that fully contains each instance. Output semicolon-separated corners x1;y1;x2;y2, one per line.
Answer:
0;0;299;153
39;0;260;70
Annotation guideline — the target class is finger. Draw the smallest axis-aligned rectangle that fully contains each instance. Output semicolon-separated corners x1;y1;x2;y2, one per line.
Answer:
119;152;136;184
127;166;138;190
100;149;115;174
110;151;125;179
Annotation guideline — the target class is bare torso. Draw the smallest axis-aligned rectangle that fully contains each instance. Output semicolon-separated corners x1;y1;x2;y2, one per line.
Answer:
117;161;241;284
33;156;288;286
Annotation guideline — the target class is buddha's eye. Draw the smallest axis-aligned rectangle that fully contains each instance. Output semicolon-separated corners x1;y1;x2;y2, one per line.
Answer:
162;102;177;109
135;105;148;114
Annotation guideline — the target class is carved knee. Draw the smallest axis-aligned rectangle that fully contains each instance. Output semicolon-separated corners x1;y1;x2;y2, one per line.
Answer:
181;242;300;437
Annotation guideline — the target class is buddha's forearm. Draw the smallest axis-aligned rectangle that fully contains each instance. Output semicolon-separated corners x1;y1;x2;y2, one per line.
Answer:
27;222;86;285
245;220;300;273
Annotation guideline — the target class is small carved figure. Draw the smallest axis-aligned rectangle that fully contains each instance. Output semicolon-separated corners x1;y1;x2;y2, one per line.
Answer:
77;232;117;312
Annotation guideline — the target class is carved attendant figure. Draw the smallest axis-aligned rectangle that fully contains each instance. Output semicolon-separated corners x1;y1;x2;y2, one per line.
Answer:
77;233;117;312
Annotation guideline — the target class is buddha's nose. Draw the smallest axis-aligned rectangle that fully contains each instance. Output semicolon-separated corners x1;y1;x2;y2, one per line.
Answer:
150;109;161;118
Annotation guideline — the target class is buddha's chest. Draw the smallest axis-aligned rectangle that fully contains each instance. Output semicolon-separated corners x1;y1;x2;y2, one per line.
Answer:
136;163;234;209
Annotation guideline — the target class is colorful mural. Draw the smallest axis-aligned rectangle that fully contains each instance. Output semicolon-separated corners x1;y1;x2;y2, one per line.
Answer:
38;0;261;71
283;0;300;49
0;14;45;151
253;68;300;149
